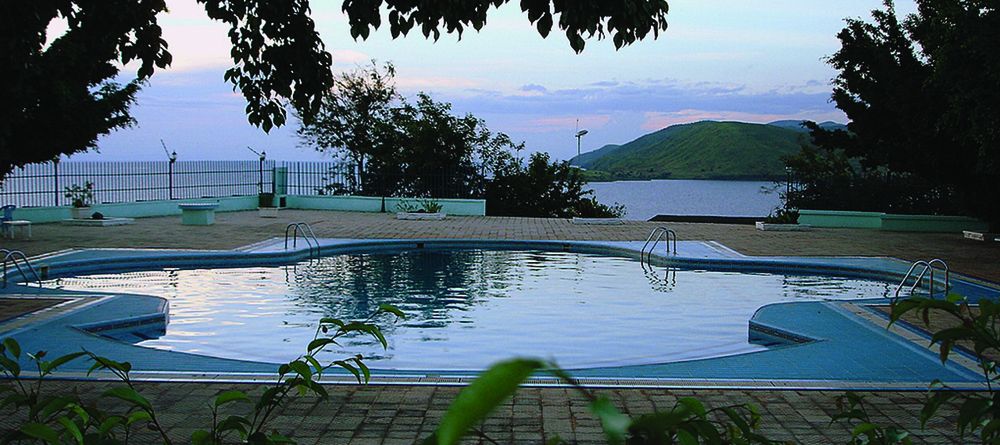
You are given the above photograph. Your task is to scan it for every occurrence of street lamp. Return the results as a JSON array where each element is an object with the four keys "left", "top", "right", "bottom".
[{"left": 575, "top": 129, "right": 589, "bottom": 158}]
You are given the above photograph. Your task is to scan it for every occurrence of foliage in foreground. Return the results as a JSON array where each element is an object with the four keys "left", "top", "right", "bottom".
[
  {"left": 0, "top": 305, "right": 403, "bottom": 445},
  {"left": 420, "top": 358, "right": 776, "bottom": 445}
]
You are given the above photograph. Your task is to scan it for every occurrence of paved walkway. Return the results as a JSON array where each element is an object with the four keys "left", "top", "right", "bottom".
[
  {"left": 0, "top": 380, "right": 967, "bottom": 444},
  {"left": 5, "top": 210, "right": 998, "bottom": 281},
  {"left": 2, "top": 210, "right": 997, "bottom": 443}
]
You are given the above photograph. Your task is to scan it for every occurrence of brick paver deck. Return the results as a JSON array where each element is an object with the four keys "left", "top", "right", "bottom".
[
  {"left": 4, "top": 210, "right": 998, "bottom": 281},
  {"left": 2, "top": 210, "right": 997, "bottom": 443},
  {"left": 0, "top": 297, "right": 66, "bottom": 322},
  {"left": 0, "top": 380, "right": 968, "bottom": 444}
]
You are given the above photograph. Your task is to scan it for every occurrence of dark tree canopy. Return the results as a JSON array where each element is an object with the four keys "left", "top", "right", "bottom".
[
  {"left": 793, "top": 0, "right": 999, "bottom": 224},
  {"left": 1, "top": 0, "right": 670, "bottom": 178}
]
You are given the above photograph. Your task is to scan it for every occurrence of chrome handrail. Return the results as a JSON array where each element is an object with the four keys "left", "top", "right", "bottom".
[
  {"left": 641, "top": 227, "right": 677, "bottom": 263},
  {"left": 893, "top": 259, "right": 949, "bottom": 300},
  {"left": 284, "top": 222, "right": 320, "bottom": 258},
  {"left": 2, "top": 249, "right": 42, "bottom": 288}
]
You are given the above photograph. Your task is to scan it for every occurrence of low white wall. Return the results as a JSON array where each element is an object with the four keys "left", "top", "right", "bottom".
[{"left": 11, "top": 195, "right": 486, "bottom": 223}]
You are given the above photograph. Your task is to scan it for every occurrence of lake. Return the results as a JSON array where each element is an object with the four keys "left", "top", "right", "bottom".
[{"left": 586, "top": 179, "right": 782, "bottom": 220}]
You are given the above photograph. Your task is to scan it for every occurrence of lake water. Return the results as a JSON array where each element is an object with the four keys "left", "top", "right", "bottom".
[{"left": 586, "top": 180, "right": 782, "bottom": 220}]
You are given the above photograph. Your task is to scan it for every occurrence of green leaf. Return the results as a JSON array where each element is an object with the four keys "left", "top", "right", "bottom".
[
  {"left": 41, "top": 352, "right": 87, "bottom": 375},
  {"left": 588, "top": 397, "right": 630, "bottom": 445},
  {"left": 307, "top": 338, "right": 335, "bottom": 352},
  {"left": 305, "top": 355, "right": 323, "bottom": 375},
  {"left": 0, "top": 355, "right": 20, "bottom": 377},
  {"left": 378, "top": 304, "right": 406, "bottom": 319},
  {"left": 288, "top": 360, "right": 313, "bottom": 379},
  {"left": 127, "top": 410, "right": 152, "bottom": 426},
  {"left": 676, "top": 429, "right": 698, "bottom": 445},
  {"left": 104, "top": 387, "right": 152, "bottom": 410},
  {"left": 58, "top": 416, "right": 84, "bottom": 445},
  {"left": 433, "top": 358, "right": 545, "bottom": 445},
  {"left": 3, "top": 338, "right": 21, "bottom": 358},
  {"left": 852, "top": 423, "right": 877, "bottom": 436},
  {"left": 676, "top": 397, "right": 707, "bottom": 418},
  {"left": 21, "top": 423, "right": 60, "bottom": 444},
  {"left": 191, "top": 430, "right": 212, "bottom": 445},
  {"left": 99, "top": 416, "right": 124, "bottom": 435},
  {"left": 215, "top": 390, "right": 250, "bottom": 407}
]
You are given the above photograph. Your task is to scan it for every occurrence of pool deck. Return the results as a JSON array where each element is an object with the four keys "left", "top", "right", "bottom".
[{"left": 3, "top": 210, "right": 999, "bottom": 443}]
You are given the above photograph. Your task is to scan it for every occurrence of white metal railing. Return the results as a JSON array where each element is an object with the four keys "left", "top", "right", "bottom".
[
  {"left": 894, "top": 258, "right": 950, "bottom": 300},
  {"left": 641, "top": 227, "right": 677, "bottom": 263},
  {"left": 284, "top": 222, "right": 320, "bottom": 258},
  {"left": 1, "top": 249, "right": 42, "bottom": 288}
]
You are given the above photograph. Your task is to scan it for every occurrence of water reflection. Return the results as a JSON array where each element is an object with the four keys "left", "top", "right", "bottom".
[{"left": 46, "top": 250, "right": 895, "bottom": 369}]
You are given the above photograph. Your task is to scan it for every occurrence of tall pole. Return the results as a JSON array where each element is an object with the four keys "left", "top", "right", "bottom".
[
  {"left": 575, "top": 129, "right": 589, "bottom": 160},
  {"left": 52, "top": 157, "right": 60, "bottom": 206},
  {"left": 168, "top": 151, "right": 177, "bottom": 200}
]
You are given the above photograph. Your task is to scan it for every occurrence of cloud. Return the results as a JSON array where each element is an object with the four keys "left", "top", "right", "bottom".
[
  {"left": 511, "top": 115, "right": 611, "bottom": 133},
  {"left": 395, "top": 76, "right": 482, "bottom": 90},
  {"left": 519, "top": 84, "right": 548, "bottom": 93},
  {"left": 331, "top": 49, "right": 372, "bottom": 66}
]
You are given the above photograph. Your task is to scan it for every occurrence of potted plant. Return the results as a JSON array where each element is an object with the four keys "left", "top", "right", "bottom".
[
  {"left": 756, "top": 208, "right": 810, "bottom": 231},
  {"left": 258, "top": 192, "right": 278, "bottom": 217},
  {"left": 64, "top": 181, "right": 95, "bottom": 219},
  {"left": 395, "top": 199, "right": 447, "bottom": 220}
]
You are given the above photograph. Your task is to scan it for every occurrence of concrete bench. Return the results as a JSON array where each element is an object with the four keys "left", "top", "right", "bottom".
[
  {"left": 178, "top": 203, "right": 219, "bottom": 226},
  {"left": 2, "top": 220, "right": 32, "bottom": 239}
]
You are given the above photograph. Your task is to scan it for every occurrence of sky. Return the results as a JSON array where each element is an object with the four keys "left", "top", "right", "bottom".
[{"left": 65, "top": 0, "right": 918, "bottom": 163}]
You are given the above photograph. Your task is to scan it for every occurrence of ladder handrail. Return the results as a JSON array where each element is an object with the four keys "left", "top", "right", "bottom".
[
  {"left": 2, "top": 249, "right": 42, "bottom": 288},
  {"left": 641, "top": 227, "right": 677, "bottom": 262},
  {"left": 894, "top": 259, "right": 949, "bottom": 300},
  {"left": 284, "top": 222, "right": 320, "bottom": 258}
]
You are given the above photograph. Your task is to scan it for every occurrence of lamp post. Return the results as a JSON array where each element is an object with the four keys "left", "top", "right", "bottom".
[{"left": 575, "top": 129, "right": 589, "bottom": 159}]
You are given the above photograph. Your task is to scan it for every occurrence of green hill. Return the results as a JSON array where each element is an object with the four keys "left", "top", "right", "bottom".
[{"left": 570, "top": 121, "right": 812, "bottom": 180}]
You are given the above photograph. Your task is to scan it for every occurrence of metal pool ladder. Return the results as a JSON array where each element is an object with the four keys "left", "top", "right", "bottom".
[
  {"left": 893, "top": 258, "right": 949, "bottom": 300},
  {"left": 641, "top": 227, "right": 677, "bottom": 263},
  {"left": 1, "top": 249, "right": 42, "bottom": 288},
  {"left": 284, "top": 222, "right": 320, "bottom": 259}
]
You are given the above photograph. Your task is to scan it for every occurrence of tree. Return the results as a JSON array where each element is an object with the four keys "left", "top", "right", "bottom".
[
  {"left": 1, "top": 0, "right": 670, "bottom": 178},
  {"left": 487, "top": 152, "right": 625, "bottom": 218},
  {"left": 813, "top": 0, "right": 999, "bottom": 224},
  {"left": 296, "top": 61, "right": 400, "bottom": 188}
]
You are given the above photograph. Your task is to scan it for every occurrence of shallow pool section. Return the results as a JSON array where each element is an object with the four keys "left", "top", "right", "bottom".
[{"left": 49, "top": 249, "right": 893, "bottom": 370}]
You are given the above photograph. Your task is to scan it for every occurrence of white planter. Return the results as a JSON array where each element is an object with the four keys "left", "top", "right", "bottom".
[
  {"left": 396, "top": 212, "right": 446, "bottom": 221},
  {"left": 755, "top": 221, "right": 812, "bottom": 232},
  {"left": 258, "top": 207, "right": 279, "bottom": 218},
  {"left": 571, "top": 217, "right": 624, "bottom": 225},
  {"left": 70, "top": 206, "right": 93, "bottom": 220}
]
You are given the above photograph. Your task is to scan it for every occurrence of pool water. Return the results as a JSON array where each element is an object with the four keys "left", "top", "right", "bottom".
[{"left": 49, "top": 249, "right": 893, "bottom": 370}]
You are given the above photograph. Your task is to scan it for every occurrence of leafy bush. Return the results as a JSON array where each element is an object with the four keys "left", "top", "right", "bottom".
[
  {"left": 487, "top": 152, "right": 625, "bottom": 218},
  {"left": 64, "top": 182, "right": 95, "bottom": 208},
  {"left": 298, "top": 63, "right": 625, "bottom": 218},
  {"left": 763, "top": 208, "right": 798, "bottom": 224},
  {"left": 0, "top": 305, "right": 403, "bottom": 444}
]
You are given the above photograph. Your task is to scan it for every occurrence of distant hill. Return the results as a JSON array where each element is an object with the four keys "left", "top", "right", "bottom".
[
  {"left": 571, "top": 121, "right": 818, "bottom": 181},
  {"left": 767, "top": 120, "right": 848, "bottom": 132}
]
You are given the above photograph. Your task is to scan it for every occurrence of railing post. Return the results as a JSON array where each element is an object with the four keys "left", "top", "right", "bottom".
[
  {"left": 52, "top": 158, "right": 60, "bottom": 206},
  {"left": 258, "top": 151, "right": 266, "bottom": 195},
  {"left": 168, "top": 151, "right": 177, "bottom": 200}
]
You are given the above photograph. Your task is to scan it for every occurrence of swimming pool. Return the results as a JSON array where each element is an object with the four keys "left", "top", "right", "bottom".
[{"left": 47, "top": 248, "right": 895, "bottom": 370}]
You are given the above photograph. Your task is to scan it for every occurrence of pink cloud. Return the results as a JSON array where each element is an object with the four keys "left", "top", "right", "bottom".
[
  {"left": 395, "top": 76, "right": 482, "bottom": 90},
  {"left": 507, "top": 115, "right": 611, "bottom": 134}
]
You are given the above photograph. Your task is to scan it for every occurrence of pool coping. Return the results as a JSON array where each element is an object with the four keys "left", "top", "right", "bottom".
[{"left": 3, "top": 238, "right": 999, "bottom": 391}]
